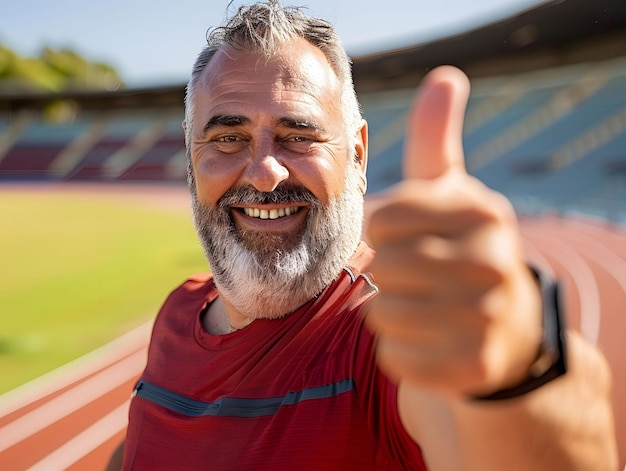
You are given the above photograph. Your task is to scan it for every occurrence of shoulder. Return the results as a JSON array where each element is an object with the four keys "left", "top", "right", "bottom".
[
  {"left": 181, "top": 272, "right": 213, "bottom": 287},
  {"left": 153, "top": 273, "right": 215, "bottom": 323},
  {"left": 167, "top": 272, "right": 214, "bottom": 299}
]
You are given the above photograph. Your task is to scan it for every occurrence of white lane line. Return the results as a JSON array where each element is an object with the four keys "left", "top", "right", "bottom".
[
  {"left": 527, "top": 230, "right": 602, "bottom": 345},
  {"left": 0, "top": 320, "right": 152, "bottom": 418},
  {"left": 0, "top": 348, "right": 145, "bottom": 453},
  {"left": 556, "top": 231, "right": 626, "bottom": 295},
  {"left": 534, "top": 216, "right": 626, "bottom": 297},
  {"left": 26, "top": 400, "right": 129, "bottom": 471}
]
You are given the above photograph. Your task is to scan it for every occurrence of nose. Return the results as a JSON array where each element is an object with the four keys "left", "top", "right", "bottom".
[{"left": 242, "top": 147, "right": 289, "bottom": 192}]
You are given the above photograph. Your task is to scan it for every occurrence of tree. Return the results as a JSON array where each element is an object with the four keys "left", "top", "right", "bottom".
[{"left": 0, "top": 43, "right": 123, "bottom": 93}]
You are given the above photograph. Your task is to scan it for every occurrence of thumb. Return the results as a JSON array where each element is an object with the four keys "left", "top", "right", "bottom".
[{"left": 403, "top": 65, "right": 470, "bottom": 180}]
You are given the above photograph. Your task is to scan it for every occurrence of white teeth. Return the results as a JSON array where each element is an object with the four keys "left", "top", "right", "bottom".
[{"left": 242, "top": 206, "right": 299, "bottom": 220}]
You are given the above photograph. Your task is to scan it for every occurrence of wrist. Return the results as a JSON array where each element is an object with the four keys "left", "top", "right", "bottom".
[{"left": 472, "top": 267, "right": 567, "bottom": 401}]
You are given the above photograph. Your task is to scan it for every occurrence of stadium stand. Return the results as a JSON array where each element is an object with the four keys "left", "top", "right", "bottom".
[
  {"left": 362, "top": 57, "right": 626, "bottom": 221},
  {"left": 0, "top": 0, "right": 624, "bottom": 221}
]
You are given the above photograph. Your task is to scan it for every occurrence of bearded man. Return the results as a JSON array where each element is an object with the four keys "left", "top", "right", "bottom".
[{"left": 110, "top": 1, "right": 617, "bottom": 470}]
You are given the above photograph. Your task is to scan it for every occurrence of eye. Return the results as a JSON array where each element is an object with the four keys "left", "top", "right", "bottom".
[
  {"left": 209, "top": 133, "right": 248, "bottom": 154},
  {"left": 281, "top": 134, "right": 316, "bottom": 153},
  {"left": 216, "top": 135, "right": 240, "bottom": 142}
]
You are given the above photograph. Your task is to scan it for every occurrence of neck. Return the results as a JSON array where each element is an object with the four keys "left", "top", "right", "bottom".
[{"left": 203, "top": 296, "right": 253, "bottom": 335}]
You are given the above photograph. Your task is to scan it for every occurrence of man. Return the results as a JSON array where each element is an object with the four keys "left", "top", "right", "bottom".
[{"left": 112, "top": 1, "right": 618, "bottom": 469}]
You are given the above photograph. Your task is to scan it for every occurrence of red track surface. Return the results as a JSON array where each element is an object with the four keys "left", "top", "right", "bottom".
[
  {"left": 0, "top": 185, "right": 624, "bottom": 469},
  {"left": 520, "top": 214, "right": 626, "bottom": 467}
]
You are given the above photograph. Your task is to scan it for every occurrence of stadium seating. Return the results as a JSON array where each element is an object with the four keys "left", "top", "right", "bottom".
[
  {"left": 362, "top": 57, "right": 626, "bottom": 222},
  {"left": 0, "top": 57, "right": 625, "bottom": 222}
]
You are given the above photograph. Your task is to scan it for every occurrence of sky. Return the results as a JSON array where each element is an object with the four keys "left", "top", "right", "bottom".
[{"left": 1, "top": 0, "right": 546, "bottom": 88}]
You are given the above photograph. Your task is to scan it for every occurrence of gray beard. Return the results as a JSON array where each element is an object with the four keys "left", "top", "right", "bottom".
[{"left": 190, "top": 164, "right": 364, "bottom": 319}]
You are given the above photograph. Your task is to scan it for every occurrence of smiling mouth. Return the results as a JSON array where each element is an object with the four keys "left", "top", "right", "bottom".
[{"left": 241, "top": 206, "right": 302, "bottom": 220}]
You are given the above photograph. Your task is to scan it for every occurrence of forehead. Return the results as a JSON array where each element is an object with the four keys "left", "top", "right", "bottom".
[{"left": 194, "top": 38, "right": 342, "bottom": 118}]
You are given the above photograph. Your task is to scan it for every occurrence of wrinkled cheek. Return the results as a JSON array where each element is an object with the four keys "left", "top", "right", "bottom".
[
  {"left": 193, "top": 157, "right": 245, "bottom": 208},
  {"left": 301, "top": 152, "right": 348, "bottom": 205}
]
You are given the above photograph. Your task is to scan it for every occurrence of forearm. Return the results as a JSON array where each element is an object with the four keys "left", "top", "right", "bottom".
[{"left": 401, "top": 331, "right": 618, "bottom": 470}]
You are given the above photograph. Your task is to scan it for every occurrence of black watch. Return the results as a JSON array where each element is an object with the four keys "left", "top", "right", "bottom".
[{"left": 472, "top": 267, "right": 568, "bottom": 401}]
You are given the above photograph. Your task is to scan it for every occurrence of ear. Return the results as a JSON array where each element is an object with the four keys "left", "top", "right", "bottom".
[{"left": 354, "top": 119, "right": 368, "bottom": 194}]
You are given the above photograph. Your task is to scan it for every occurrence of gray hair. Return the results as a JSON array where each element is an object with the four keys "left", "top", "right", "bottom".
[{"left": 183, "top": 0, "right": 362, "bottom": 151}]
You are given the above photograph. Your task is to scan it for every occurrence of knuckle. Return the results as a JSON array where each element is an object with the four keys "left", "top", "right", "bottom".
[{"left": 461, "top": 179, "right": 517, "bottom": 225}]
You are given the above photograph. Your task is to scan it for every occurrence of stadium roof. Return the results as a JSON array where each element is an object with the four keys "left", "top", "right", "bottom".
[{"left": 353, "top": 0, "right": 626, "bottom": 91}]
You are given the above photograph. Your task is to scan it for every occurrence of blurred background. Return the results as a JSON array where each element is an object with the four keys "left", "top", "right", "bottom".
[
  {"left": 1, "top": 0, "right": 625, "bottom": 217},
  {"left": 0, "top": 0, "right": 625, "bottom": 469},
  {"left": 1, "top": 0, "right": 548, "bottom": 88}
]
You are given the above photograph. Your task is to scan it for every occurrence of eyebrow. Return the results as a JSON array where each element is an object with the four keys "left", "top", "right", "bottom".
[
  {"left": 202, "top": 115, "right": 326, "bottom": 135},
  {"left": 203, "top": 115, "right": 250, "bottom": 134},
  {"left": 277, "top": 117, "right": 325, "bottom": 134}
]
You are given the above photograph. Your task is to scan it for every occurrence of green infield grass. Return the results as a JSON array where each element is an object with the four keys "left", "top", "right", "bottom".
[{"left": 0, "top": 188, "right": 208, "bottom": 394}]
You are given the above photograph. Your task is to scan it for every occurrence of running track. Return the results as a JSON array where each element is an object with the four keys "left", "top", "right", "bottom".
[{"left": 0, "top": 185, "right": 624, "bottom": 469}]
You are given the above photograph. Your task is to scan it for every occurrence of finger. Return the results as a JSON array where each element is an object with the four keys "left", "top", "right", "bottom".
[
  {"left": 374, "top": 334, "right": 486, "bottom": 394},
  {"left": 370, "top": 237, "right": 508, "bottom": 295},
  {"left": 368, "top": 239, "right": 446, "bottom": 295},
  {"left": 367, "top": 176, "right": 497, "bottom": 245},
  {"left": 403, "top": 65, "right": 470, "bottom": 180},
  {"left": 365, "top": 293, "right": 486, "bottom": 341}
]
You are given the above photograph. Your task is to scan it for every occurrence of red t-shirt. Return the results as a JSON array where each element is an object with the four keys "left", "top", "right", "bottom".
[{"left": 122, "top": 243, "right": 427, "bottom": 470}]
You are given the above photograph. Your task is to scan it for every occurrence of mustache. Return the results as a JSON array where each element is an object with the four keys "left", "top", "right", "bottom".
[{"left": 217, "top": 183, "right": 320, "bottom": 209}]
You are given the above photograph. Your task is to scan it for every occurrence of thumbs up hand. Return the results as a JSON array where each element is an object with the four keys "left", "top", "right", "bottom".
[{"left": 364, "top": 66, "right": 543, "bottom": 397}]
